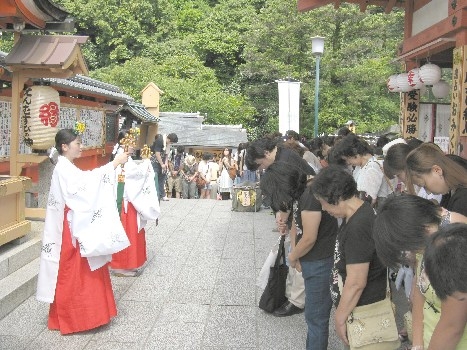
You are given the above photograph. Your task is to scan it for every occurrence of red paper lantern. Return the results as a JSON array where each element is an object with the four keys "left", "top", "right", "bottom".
[{"left": 22, "top": 84, "right": 60, "bottom": 150}]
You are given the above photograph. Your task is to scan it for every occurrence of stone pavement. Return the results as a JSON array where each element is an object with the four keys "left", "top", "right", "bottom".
[{"left": 0, "top": 199, "right": 408, "bottom": 350}]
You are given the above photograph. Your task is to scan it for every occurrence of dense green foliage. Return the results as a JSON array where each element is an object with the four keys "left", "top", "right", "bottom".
[{"left": 2, "top": 0, "right": 406, "bottom": 137}]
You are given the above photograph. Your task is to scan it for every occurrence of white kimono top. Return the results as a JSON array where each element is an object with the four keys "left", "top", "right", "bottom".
[
  {"left": 115, "top": 156, "right": 161, "bottom": 231},
  {"left": 37, "top": 156, "right": 130, "bottom": 303}
]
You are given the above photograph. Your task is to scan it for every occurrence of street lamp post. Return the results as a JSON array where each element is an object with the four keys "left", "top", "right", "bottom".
[{"left": 311, "top": 36, "right": 324, "bottom": 138}]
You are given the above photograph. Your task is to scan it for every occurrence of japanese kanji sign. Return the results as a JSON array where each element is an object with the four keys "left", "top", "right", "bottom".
[
  {"left": 450, "top": 46, "right": 463, "bottom": 154},
  {"left": 402, "top": 89, "right": 420, "bottom": 139}
]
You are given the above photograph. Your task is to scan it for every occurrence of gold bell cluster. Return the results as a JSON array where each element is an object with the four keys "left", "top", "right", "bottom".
[
  {"left": 118, "top": 128, "right": 140, "bottom": 183},
  {"left": 140, "top": 144, "right": 152, "bottom": 160}
]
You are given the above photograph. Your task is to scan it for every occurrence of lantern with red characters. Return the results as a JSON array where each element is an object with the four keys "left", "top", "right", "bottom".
[{"left": 22, "top": 82, "right": 60, "bottom": 150}]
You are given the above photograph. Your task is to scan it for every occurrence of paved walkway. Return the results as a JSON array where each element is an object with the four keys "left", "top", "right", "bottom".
[{"left": 0, "top": 199, "right": 407, "bottom": 350}]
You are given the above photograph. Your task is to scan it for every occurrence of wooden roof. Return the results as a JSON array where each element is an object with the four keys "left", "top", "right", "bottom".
[
  {"left": 5, "top": 35, "right": 88, "bottom": 76},
  {"left": 0, "top": 0, "right": 69, "bottom": 30},
  {"left": 298, "top": 0, "right": 406, "bottom": 13}
]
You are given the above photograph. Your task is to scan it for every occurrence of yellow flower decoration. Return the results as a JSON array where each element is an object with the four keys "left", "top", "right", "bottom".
[{"left": 73, "top": 121, "right": 86, "bottom": 135}]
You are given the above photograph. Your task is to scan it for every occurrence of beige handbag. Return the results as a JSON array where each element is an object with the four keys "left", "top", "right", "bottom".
[{"left": 346, "top": 270, "right": 400, "bottom": 350}]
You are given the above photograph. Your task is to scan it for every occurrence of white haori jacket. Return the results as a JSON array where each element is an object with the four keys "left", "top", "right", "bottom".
[
  {"left": 116, "top": 158, "right": 161, "bottom": 231},
  {"left": 37, "top": 156, "right": 130, "bottom": 303}
]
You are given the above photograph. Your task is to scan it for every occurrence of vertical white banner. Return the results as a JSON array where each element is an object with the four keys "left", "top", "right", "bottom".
[
  {"left": 277, "top": 80, "right": 301, "bottom": 136},
  {"left": 418, "top": 103, "right": 433, "bottom": 142}
]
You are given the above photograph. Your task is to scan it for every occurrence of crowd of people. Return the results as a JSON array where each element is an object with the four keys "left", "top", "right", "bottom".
[
  {"left": 36, "top": 124, "right": 467, "bottom": 350},
  {"left": 247, "top": 129, "right": 467, "bottom": 350}
]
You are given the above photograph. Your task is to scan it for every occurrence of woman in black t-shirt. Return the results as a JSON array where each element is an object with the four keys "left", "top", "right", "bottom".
[
  {"left": 311, "top": 165, "right": 387, "bottom": 347},
  {"left": 260, "top": 162, "right": 337, "bottom": 350}
]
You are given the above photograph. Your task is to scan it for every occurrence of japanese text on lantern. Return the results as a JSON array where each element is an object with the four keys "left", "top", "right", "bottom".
[
  {"left": 403, "top": 90, "right": 419, "bottom": 138},
  {"left": 450, "top": 46, "right": 463, "bottom": 153}
]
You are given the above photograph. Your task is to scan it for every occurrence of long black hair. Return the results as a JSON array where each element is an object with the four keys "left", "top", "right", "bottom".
[
  {"left": 259, "top": 161, "right": 307, "bottom": 212},
  {"left": 373, "top": 194, "right": 441, "bottom": 268}
]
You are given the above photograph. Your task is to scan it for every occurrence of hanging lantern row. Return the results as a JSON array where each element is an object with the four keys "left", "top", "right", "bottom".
[{"left": 387, "top": 63, "right": 445, "bottom": 94}]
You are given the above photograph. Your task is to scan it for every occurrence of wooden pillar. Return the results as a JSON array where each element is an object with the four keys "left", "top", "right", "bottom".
[
  {"left": 10, "top": 71, "right": 27, "bottom": 175},
  {"left": 449, "top": 46, "right": 463, "bottom": 154}
]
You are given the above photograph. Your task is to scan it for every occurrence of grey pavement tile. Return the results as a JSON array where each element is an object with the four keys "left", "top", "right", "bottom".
[
  {"left": 110, "top": 275, "right": 136, "bottom": 301},
  {"left": 222, "top": 246, "right": 255, "bottom": 260},
  {"left": 185, "top": 253, "right": 222, "bottom": 267},
  {"left": 211, "top": 278, "right": 256, "bottom": 306},
  {"left": 192, "top": 240, "right": 226, "bottom": 253},
  {"left": 171, "top": 269, "right": 217, "bottom": 292},
  {"left": 0, "top": 335, "right": 31, "bottom": 350},
  {"left": 144, "top": 322, "right": 205, "bottom": 349},
  {"left": 218, "top": 258, "right": 256, "bottom": 279},
  {"left": 91, "top": 300, "right": 159, "bottom": 343},
  {"left": 0, "top": 295, "right": 48, "bottom": 337},
  {"left": 256, "top": 309, "right": 307, "bottom": 349},
  {"left": 23, "top": 329, "right": 94, "bottom": 350},
  {"left": 83, "top": 340, "right": 138, "bottom": 350},
  {"left": 157, "top": 303, "right": 210, "bottom": 323},
  {"left": 202, "top": 305, "right": 256, "bottom": 348},
  {"left": 121, "top": 274, "right": 174, "bottom": 303},
  {"left": 144, "top": 255, "right": 186, "bottom": 277},
  {"left": 203, "top": 348, "right": 255, "bottom": 350},
  {"left": 165, "top": 288, "right": 213, "bottom": 304}
]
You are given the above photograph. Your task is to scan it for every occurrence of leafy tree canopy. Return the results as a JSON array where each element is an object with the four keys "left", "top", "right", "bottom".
[{"left": 1, "top": 0, "right": 408, "bottom": 138}]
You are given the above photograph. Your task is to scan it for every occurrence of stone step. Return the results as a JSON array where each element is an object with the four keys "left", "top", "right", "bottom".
[
  {"left": 0, "top": 235, "right": 42, "bottom": 280},
  {"left": 0, "top": 257, "right": 39, "bottom": 320}
]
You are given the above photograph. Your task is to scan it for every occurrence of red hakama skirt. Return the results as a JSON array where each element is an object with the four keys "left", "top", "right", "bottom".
[
  {"left": 110, "top": 201, "right": 147, "bottom": 270},
  {"left": 48, "top": 207, "right": 117, "bottom": 334}
]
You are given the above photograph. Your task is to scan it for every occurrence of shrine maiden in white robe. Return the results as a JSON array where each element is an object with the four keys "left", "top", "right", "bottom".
[
  {"left": 37, "top": 156, "right": 130, "bottom": 303},
  {"left": 116, "top": 157, "right": 161, "bottom": 227}
]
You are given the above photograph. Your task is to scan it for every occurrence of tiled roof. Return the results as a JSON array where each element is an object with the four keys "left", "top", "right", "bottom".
[
  {"left": 157, "top": 112, "right": 248, "bottom": 148},
  {"left": 116, "top": 101, "right": 159, "bottom": 123},
  {"left": 43, "top": 75, "right": 133, "bottom": 102}
]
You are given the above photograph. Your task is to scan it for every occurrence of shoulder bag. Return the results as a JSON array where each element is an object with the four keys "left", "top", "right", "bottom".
[
  {"left": 346, "top": 269, "right": 400, "bottom": 350},
  {"left": 258, "top": 235, "right": 289, "bottom": 313},
  {"left": 196, "top": 175, "right": 207, "bottom": 188}
]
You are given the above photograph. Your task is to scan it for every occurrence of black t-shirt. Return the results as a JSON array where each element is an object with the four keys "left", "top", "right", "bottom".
[
  {"left": 444, "top": 187, "right": 467, "bottom": 216},
  {"left": 275, "top": 146, "right": 315, "bottom": 175},
  {"left": 151, "top": 134, "right": 167, "bottom": 162},
  {"left": 294, "top": 187, "right": 338, "bottom": 262},
  {"left": 330, "top": 201, "right": 386, "bottom": 307}
]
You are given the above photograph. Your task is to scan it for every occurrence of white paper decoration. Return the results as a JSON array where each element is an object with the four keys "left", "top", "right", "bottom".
[
  {"left": 419, "top": 63, "right": 441, "bottom": 86},
  {"left": 387, "top": 74, "right": 400, "bottom": 92},
  {"left": 432, "top": 80, "right": 450, "bottom": 99},
  {"left": 407, "top": 68, "right": 424, "bottom": 89},
  {"left": 396, "top": 73, "right": 413, "bottom": 92}
]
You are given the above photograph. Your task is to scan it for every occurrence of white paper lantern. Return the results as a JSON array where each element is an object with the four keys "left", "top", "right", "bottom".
[
  {"left": 419, "top": 63, "right": 441, "bottom": 86},
  {"left": 397, "top": 73, "right": 413, "bottom": 92},
  {"left": 22, "top": 84, "right": 60, "bottom": 150},
  {"left": 387, "top": 74, "right": 400, "bottom": 92},
  {"left": 432, "top": 80, "right": 450, "bottom": 99},
  {"left": 407, "top": 68, "right": 424, "bottom": 89}
]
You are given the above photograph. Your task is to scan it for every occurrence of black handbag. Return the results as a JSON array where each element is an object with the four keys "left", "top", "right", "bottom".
[{"left": 258, "top": 235, "right": 289, "bottom": 313}]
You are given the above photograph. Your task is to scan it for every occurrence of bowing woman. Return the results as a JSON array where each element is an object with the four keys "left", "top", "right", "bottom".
[
  {"left": 36, "top": 126, "right": 131, "bottom": 335},
  {"left": 260, "top": 162, "right": 338, "bottom": 350},
  {"left": 110, "top": 130, "right": 161, "bottom": 277}
]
